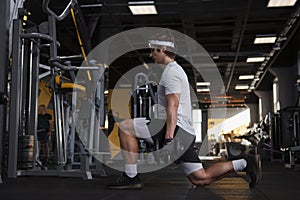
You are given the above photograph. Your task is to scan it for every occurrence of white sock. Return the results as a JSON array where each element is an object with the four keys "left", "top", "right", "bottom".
[
  {"left": 125, "top": 164, "right": 137, "bottom": 178},
  {"left": 232, "top": 159, "right": 247, "bottom": 172}
]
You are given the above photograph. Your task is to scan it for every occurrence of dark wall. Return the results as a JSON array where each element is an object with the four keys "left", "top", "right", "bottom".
[
  {"left": 246, "top": 103, "right": 259, "bottom": 126},
  {"left": 255, "top": 90, "right": 273, "bottom": 118},
  {"left": 272, "top": 64, "right": 298, "bottom": 109}
]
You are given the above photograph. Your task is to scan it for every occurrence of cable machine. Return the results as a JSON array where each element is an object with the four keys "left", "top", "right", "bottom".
[{"left": 7, "top": 0, "right": 107, "bottom": 179}]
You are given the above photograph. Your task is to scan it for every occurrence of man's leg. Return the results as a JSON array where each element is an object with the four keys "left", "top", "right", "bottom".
[
  {"left": 44, "top": 142, "right": 49, "bottom": 160},
  {"left": 118, "top": 119, "right": 139, "bottom": 177},
  {"left": 176, "top": 127, "right": 260, "bottom": 188},
  {"left": 186, "top": 161, "right": 236, "bottom": 186},
  {"left": 179, "top": 142, "right": 244, "bottom": 186},
  {"left": 38, "top": 140, "right": 42, "bottom": 159},
  {"left": 185, "top": 157, "right": 260, "bottom": 188},
  {"left": 118, "top": 119, "right": 138, "bottom": 162},
  {"left": 106, "top": 119, "right": 143, "bottom": 189}
]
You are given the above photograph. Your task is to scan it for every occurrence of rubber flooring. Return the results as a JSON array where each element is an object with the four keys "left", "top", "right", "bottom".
[{"left": 1, "top": 160, "right": 300, "bottom": 200}]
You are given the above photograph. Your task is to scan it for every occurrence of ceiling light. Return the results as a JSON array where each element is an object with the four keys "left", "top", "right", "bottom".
[
  {"left": 267, "top": 0, "right": 298, "bottom": 7},
  {"left": 256, "top": 70, "right": 263, "bottom": 75},
  {"left": 197, "top": 88, "right": 210, "bottom": 93},
  {"left": 235, "top": 85, "right": 249, "bottom": 90},
  {"left": 277, "top": 37, "right": 287, "bottom": 41},
  {"left": 229, "top": 99, "right": 245, "bottom": 103},
  {"left": 196, "top": 82, "right": 211, "bottom": 86},
  {"left": 80, "top": 4, "right": 103, "bottom": 8},
  {"left": 215, "top": 95, "right": 232, "bottom": 99},
  {"left": 128, "top": 1, "right": 158, "bottom": 15},
  {"left": 211, "top": 55, "right": 219, "bottom": 59},
  {"left": 254, "top": 36, "right": 277, "bottom": 44},
  {"left": 239, "top": 75, "right": 255, "bottom": 80},
  {"left": 246, "top": 57, "right": 265, "bottom": 62}
]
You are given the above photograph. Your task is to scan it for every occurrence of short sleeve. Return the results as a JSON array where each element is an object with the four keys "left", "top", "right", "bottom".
[{"left": 164, "top": 69, "right": 182, "bottom": 95}]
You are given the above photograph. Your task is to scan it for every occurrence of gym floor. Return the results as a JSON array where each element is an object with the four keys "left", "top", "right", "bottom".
[{"left": 0, "top": 160, "right": 299, "bottom": 200}]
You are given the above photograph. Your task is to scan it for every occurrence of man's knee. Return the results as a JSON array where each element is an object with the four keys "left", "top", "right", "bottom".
[
  {"left": 189, "top": 177, "right": 212, "bottom": 186},
  {"left": 189, "top": 176, "right": 212, "bottom": 186},
  {"left": 187, "top": 169, "right": 212, "bottom": 186}
]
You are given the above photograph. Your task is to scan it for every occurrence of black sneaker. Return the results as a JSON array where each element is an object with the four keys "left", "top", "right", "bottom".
[
  {"left": 245, "top": 154, "right": 262, "bottom": 188},
  {"left": 106, "top": 173, "right": 143, "bottom": 190}
]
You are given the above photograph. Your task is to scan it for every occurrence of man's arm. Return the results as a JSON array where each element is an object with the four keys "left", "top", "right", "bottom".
[{"left": 165, "top": 93, "right": 180, "bottom": 141}]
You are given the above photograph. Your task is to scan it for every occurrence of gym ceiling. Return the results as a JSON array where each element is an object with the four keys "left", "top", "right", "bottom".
[{"left": 24, "top": 0, "right": 300, "bottom": 108}]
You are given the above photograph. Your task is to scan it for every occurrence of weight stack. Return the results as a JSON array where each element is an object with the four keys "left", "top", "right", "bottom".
[{"left": 17, "top": 135, "right": 34, "bottom": 169}]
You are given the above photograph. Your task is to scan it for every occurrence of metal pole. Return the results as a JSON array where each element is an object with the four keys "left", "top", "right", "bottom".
[
  {"left": 60, "top": 96, "right": 67, "bottom": 164},
  {"left": 20, "top": 38, "right": 29, "bottom": 136},
  {"left": 99, "top": 66, "right": 105, "bottom": 127},
  {"left": 48, "top": 14, "right": 65, "bottom": 165},
  {"left": 70, "top": 93, "right": 78, "bottom": 164},
  {"left": 7, "top": 19, "right": 22, "bottom": 178},
  {"left": 95, "top": 82, "right": 101, "bottom": 152},
  {"left": 28, "top": 40, "right": 40, "bottom": 167},
  {"left": 0, "top": 0, "right": 10, "bottom": 183}
]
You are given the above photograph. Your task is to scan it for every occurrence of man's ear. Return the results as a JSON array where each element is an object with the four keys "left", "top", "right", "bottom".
[{"left": 161, "top": 46, "right": 167, "bottom": 52}]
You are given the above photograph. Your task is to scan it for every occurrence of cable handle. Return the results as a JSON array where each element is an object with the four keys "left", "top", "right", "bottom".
[
  {"left": 48, "top": 58, "right": 77, "bottom": 71},
  {"left": 20, "top": 33, "right": 60, "bottom": 47},
  {"left": 42, "top": 0, "right": 74, "bottom": 21}
]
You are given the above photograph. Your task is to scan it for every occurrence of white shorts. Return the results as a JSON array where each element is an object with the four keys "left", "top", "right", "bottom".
[{"left": 133, "top": 118, "right": 153, "bottom": 144}]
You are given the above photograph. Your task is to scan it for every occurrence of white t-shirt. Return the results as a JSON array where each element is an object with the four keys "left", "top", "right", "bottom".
[{"left": 157, "top": 61, "right": 195, "bottom": 135}]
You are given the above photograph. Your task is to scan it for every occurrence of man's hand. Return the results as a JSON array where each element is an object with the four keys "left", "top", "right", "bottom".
[{"left": 164, "top": 138, "right": 174, "bottom": 145}]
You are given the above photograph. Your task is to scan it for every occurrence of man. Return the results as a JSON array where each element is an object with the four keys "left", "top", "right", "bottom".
[
  {"left": 37, "top": 104, "right": 53, "bottom": 162},
  {"left": 107, "top": 32, "right": 261, "bottom": 189}
]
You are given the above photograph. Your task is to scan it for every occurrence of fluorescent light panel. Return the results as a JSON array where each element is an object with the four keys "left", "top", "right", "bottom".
[
  {"left": 196, "top": 82, "right": 211, "bottom": 86},
  {"left": 80, "top": 4, "right": 103, "bottom": 8},
  {"left": 246, "top": 57, "right": 265, "bottom": 62},
  {"left": 128, "top": 1, "right": 155, "bottom": 5},
  {"left": 235, "top": 85, "right": 249, "bottom": 90},
  {"left": 128, "top": 1, "right": 157, "bottom": 15},
  {"left": 267, "top": 0, "right": 298, "bottom": 7},
  {"left": 239, "top": 75, "right": 255, "bottom": 80},
  {"left": 254, "top": 36, "right": 277, "bottom": 44},
  {"left": 197, "top": 88, "right": 210, "bottom": 92}
]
